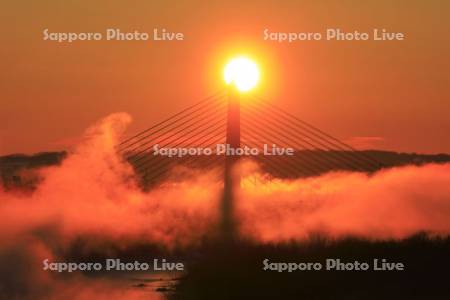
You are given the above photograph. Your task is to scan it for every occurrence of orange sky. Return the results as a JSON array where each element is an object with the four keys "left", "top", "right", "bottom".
[{"left": 1, "top": 0, "right": 449, "bottom": 155}]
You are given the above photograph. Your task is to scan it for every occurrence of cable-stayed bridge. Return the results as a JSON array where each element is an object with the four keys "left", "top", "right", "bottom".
[{"left": 117, "top": 90, "right": 382, "bottom": 187}]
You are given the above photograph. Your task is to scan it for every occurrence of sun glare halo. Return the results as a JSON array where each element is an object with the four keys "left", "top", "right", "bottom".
[{"left": 224, "top": 57, "right": 260, "bottom": 92}]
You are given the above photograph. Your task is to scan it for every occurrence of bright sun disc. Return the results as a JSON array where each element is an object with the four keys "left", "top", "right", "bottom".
[{"left": 224, "top": 57, "right": 260, "bottom": 92}]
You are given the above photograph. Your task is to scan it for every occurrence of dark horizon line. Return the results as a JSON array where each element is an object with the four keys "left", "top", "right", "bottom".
[{"left": 2, "top": 149, "right": 450, "bottom": 159}]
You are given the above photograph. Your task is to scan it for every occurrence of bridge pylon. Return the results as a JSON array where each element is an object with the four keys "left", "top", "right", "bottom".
[{"left": 221, "top": 88, "right": 240, "bottom": 241}]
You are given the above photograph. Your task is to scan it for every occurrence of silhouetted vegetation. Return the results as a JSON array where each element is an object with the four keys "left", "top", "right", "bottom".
[
  {"left": 169, "top": 234, "right": 450, "bottom": 299},
  {"left": 0, "top": 152, "right": 66, "bottom": 190}
]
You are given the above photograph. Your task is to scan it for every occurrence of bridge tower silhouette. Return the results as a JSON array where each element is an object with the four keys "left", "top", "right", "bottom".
[
  {"left": 116, "top": 91, "right": 383, "bottom": 240},
  {"left": 222, "top": 88, "right": 241, "bottom": 240}
]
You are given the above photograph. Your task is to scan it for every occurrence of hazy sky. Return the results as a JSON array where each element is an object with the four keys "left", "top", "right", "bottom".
[{"left": 1, "top": 0, "right": 449, "bottom": 155}]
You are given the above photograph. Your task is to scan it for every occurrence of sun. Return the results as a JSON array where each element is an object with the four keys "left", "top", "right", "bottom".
[{"left": 224, "top": 56, "right": 260, "bottom": 92}]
